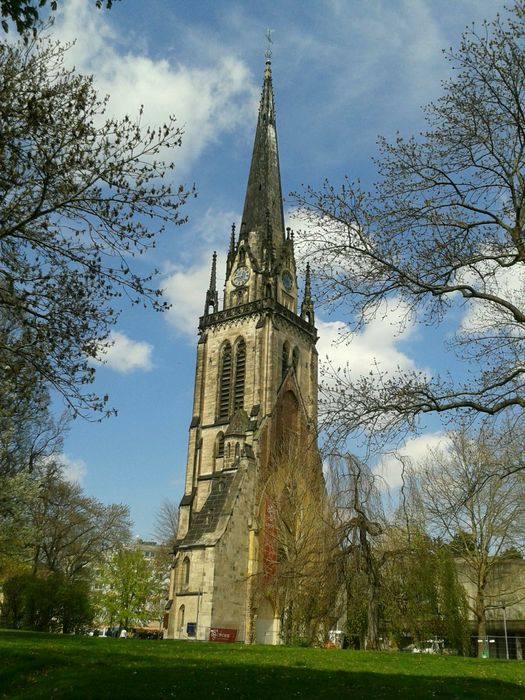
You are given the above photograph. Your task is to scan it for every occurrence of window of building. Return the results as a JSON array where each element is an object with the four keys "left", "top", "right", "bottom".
[
  {"left": 282, "top": 341, "right": 290, "bottom": 380},
  {"left": 182, "top": 557, "right": 190, "bottom": 587},
  {"left": 177, "top": 605, "right": 185, "bottom": 632},
  {"left": 292, "top": 347, "right": 300, "bottom": 373},
  {"left": 218, "top": 342, "right": 232, "bottom": 419},
  {"left": 216, "top": 432, "right": 225, "bottom": 458},
  {"left": 233, "top": 339, "right": 246, "bottom": 410}
]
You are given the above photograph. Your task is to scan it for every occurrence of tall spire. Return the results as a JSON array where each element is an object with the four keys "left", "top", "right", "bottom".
[
  {"left": 240, "top": 58, "right": 285, "bottom": 261},
  {"left": 226, "top": 223, "right": 236, "bottom": 277},
  {"left": 204, "top": 251, "right": 218, "bottom": 315},
  {"left": 301, "top": 263, "right": 315, "bottom": 325}
]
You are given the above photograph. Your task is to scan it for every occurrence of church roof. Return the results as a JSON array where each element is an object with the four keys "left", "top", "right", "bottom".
[{"left": 240, "top": 60, "right": 285, "bottom": 256}]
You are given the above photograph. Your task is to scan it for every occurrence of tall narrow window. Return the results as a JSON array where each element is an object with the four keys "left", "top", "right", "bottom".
[
  {"left": 292, "top": 347, "right": 300, "bottom": 372},
  {"left": 282, "top": 342, "right": 290, "bottom": 380},
  {"left": 182, "top": 557, "right": 190, "bottom": 586},
  {"left": 178, "top": 605, "right": 185, "bottom": 632},
  {"left": 218, "top": 343, "right": 232, "bottom": 418},
  {"left": 233, "top": 339, "right": 246, "bottom": 410},
  {"left": 216, "top": 432, "right": 225, "bottom": 458}
]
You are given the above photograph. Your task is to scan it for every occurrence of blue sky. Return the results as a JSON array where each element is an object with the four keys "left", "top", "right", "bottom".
[{"left": 46, "top": 0, "right": 508, "bottom": 537}]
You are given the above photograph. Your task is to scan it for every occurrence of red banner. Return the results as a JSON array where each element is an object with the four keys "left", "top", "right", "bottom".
[{"left": 209, "top": 627, "right": 237, "bottom": 643}]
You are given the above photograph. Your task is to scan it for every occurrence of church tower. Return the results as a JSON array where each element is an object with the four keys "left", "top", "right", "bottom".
[{"left": 166, "top": 58, "right": 319, "bottom": 644}]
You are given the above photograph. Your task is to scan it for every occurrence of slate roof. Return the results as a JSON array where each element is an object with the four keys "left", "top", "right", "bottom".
[{"left": 181, "top": 471, "right": 237, "bottom": 546}]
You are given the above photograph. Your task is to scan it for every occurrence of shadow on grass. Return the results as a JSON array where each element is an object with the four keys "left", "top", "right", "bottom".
[{"left": 0, "top": 632, "right": 523, "bottom": 700}]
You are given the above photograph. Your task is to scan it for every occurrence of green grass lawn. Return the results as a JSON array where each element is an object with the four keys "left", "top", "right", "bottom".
[{"left": 0, "top": 630, "right": 523, "bottom": 700}]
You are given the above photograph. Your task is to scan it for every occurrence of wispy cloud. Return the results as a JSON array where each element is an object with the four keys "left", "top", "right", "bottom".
[
  {"left": 53, "top": 0, "right": 258, "bottom": 175},
  {"left": 59, "top": 454, "right": 88, "bottom": 485},
  {"left": 316, "top": 298, "right": 422, "bottom": 385},
  {"left": 96, "top": 331, "right": 154, "bottom": 373},
  {"left": 376, "top": 432, "right": 450, "bottom": 489},
  {"left": 163, "top": 252, "right": 218, "bottom": 339}
]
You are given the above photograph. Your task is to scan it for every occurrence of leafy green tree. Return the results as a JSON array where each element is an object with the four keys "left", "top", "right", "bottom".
[
  {"left": 414, "top": 426, "right": 525, "bottom": 649},
  {"left": 438, "top": 547, "right": 470, "bottom": 655},
  {"left": 95, "top": 548, "right": 161, "bottom": 629},
  {"left": 0, "top": 36, "right": 191, "bottom": 417},
  {"left": 0, "top": 471, "right": 37, "bottom": 578},
  {"left": 294, "top": 2, "right": 525, "bottom": 448},
  {"left": 1, "top": 572, "right": 92, "bottom": 632},
  {"left": 381, "top": 529, "right": 469, "bottom": 653},
  {"left": 381, "top": 529, "right": 440, "bottom": 647}
]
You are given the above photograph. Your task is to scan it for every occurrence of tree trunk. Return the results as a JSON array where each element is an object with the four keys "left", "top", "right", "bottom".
[
  {"left": 366, "top": 579, "right": 380, "bottom": 650},
  {"left": 475, "top": 592, "right": 487, "bottom": 656}
]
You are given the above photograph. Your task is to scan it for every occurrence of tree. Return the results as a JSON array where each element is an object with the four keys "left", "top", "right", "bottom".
[
  {"left": 294, "top": 2, "right": 525, "bottom": 446},
  {"left": 413, "top": 426, "right": 525, "bottom": 649},
  {"left": 0, "top": 470, "right": 38, "bottom": 578},
  {"left": 1, "top": 572, "right": 92, "bottom": 632},
  {"left": 0, "top": 37, "right": 192, "bottom": 417},
  {"left": 153, "top": 500, "right": 179, "bottom": 547},
  {"left": 152, "top": 499, "right": 179, "bottom": 590},
  {"left": 256, "top": 440, "right": 339, "bottom": 646},
  {"left": 0, "top": 368, "right": 68, "bottom": 579},
  {"left": 95, "top": 548, "right": 161, "bottom": 629},
  {"left": 380, "top": 527, "right": 469, "bottom": 654},
  {"left": 28, "top": 463, "right": 131, "bottom": 581},
  {"left": 1, "top": 0, "right": 116, "bottom": 36},
  {"left": 328, "top": 453, "right": 469, "bottom": 652},
  {"left": 327, "top": 453, "right": 386, "bottom": 649}
]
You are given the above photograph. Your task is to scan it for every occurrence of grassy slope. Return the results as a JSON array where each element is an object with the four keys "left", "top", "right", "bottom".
[{"left": 0, "top": 630, "right": 523, "bottom": 699}]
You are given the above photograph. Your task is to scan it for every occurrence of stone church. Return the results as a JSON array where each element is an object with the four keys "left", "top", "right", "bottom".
[{"left": 165, "top": 58, "right": 320, "bottom": 644}]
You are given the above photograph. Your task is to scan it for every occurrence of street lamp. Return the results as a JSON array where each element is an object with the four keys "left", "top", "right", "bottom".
[{"left": 502, "top": 605, "right": 509, "bottom": 660}]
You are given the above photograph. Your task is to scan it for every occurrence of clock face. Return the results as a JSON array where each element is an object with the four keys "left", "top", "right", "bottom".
[
  {"left": 233, "top": 266, "right": 250, "bottom": 287},
  {"left": 282, "top": 271, "right": 293, "bottom": 291}
]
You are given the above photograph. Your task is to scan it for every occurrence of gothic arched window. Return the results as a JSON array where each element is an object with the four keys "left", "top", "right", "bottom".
[
  {"left": 177, "top": 605, "right": 185, "bottom": 632},
  {"left": 182, "top": 557, "right": 190, "bottom": 587},
  {"left": 218, "top": 342, "right": 232, "bottom": 419},
  {"left": 282, "top": 341, "right": 290, "bottom": 380},
  {"left": 292, "top": 347, "right": 300, "bottom": 373},
  {"left": 216, "top": 432, "right": 225, "bottom": 458},
  {"left": 233, "top": 339, "right": 246, "bottom": 410}
]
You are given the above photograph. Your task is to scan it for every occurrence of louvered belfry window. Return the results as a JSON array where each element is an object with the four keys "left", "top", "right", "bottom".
[
  {"left": 233, "top": 339, "right": 246, "bottom": 410},
  {"left": 216, "top": 432, "right": 225, "bottom": 457},
  {"left": 218, "top": 343, "right": 232, "bottom": 418}
]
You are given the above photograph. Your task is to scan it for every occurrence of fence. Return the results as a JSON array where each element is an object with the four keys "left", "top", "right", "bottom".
[{"left": 471, "top": 634, "right": 525, "bottom": 660}]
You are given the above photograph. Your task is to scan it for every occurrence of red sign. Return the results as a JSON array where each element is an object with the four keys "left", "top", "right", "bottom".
[{"left": 209, "top": 627, "right": 237, "bottom": 643}]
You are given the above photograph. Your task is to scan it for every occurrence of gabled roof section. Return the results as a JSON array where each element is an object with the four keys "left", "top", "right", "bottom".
[{"left": 240, "top": 60, "right": 285, "bottom": 259}]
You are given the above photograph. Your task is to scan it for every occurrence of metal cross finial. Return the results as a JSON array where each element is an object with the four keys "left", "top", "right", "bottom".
[{"left": 265, "top": 28, "right": 274, "bottom": 60}]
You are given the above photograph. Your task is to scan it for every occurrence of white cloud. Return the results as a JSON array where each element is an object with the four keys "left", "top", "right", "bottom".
[
  {"left": 163, "top": 252, "right": 219, "bottom": 338},
  {"left": 460, "top": 260, "right": 525, "bottom": 335},
  {"left": 316, "top": 299, "right": 420, "bottom": 383},
  {"left": 53, "top": 0, "right": 258, "bottom": 174},
  {"left": 97, "top": 331, "right": 153, "bottom": 373},
  {"left": 59, "top": 454, "right": 88, "bottom": 485},
  {"left": 162, "top": 207, "right": 239, "bottom": 338},
  {"left": 376, "top": 432, "right": 450, "bottom": 489}
]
